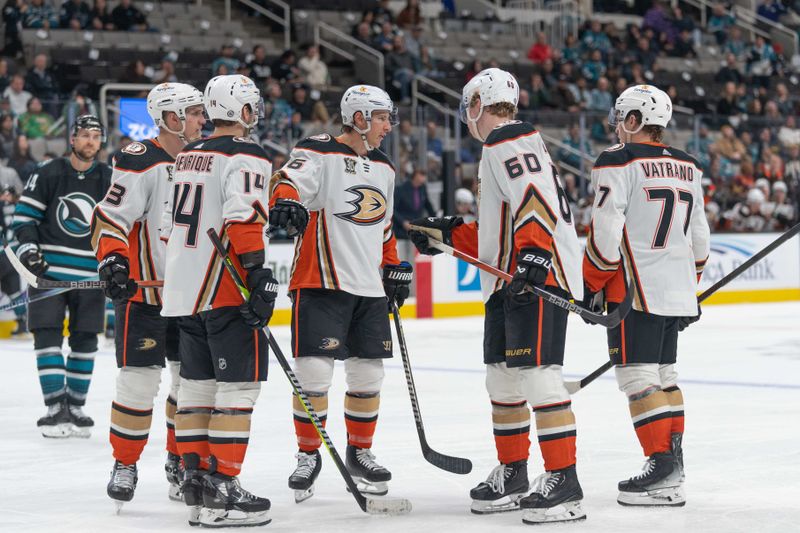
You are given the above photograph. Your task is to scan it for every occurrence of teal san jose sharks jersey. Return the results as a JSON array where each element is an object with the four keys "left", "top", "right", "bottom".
[{"left": 12, "top": 157, "right": 112, "bottom": 280}]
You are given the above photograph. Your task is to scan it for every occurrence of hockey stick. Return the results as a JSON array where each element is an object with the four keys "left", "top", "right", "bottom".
[
  {"left": 0, "top": 287, "right": 72, "bottom": 313},
  {"left": 564, "top": 221, "right": 800, "bottom": 394},
  {"left": 206, "top": 228, "right": 411, "bottom": 516},
  {"left": 417, "top": 234, "right": 633, "bottom": 328},
  {"left": 3, "top": 245, "right": 163, "bottom": 289},
  {"left": 390, "top": 302, "right": 472, "bottom": 474}
]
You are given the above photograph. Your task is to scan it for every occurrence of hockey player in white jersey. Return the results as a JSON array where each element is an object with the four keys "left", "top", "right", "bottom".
[
  {"left": 582, "top": 84, "right": 710, "bottom": 507},
  {"left": 160, "top": 75, "right": 279, "bottom": 527},
  {"left": 269, "top": 85, "right": 412, "bottom": 503},
  {"left": 90, "top": 82, "right": 205, "bottom": 508},
  {"left": 410, "top": 68, "right": 586, "bottom": 524}
]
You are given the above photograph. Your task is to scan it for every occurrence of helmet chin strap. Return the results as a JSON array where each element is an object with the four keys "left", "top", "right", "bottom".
[
  {"left": 467, "top": 105, "right": 486, "bottom": 142},
  {"left": 161, "top": 118, "right": 191, "bottom": 143},
  {"left": 352, "top": 120, "right": 374, "bottom": 153}
]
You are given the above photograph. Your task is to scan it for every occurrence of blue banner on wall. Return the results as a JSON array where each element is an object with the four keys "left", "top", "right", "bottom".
[
  {"left": 119, "top": 97, "right": 158, "bottom": 141},
  {"left": 457, "top": 260, "right": 481, "bottom": 291}
]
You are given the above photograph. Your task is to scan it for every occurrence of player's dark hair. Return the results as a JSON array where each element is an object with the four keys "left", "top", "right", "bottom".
[
  {"left": 212, "top": 119, "right": 238, "bottom": 128},
  {"left": 626, "top": 110, "right": 664, "bottom": 142}
]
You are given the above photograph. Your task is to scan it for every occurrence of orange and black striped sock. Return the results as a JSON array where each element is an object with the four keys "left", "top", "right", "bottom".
[
  {"left": 533, "top": 401, "right": 577, "bottom": 471},
  {"left": 293, "top": 392, "right": 328, "bottom": 452},
  {"left": 491, "top": 400, "right": 530, "bottom": 464},
  {"left": 629, "top": 388, "right": 672, "bottom": 456},
  {"left": 663, "top": 385, "right": 685, "bottom": 435},
  {"left": 165, "top": 395, "right": 178, "bottom": 456},
  {"left": 176, "top": 406, "right": 212, "bottom": 470},
  {"left": 344, "top": 392, "right": 379, "bottom": 448},
  {"left": 109, "top": 401, "right": 152, "bottom": 465},
  {"left": 208, "top": 408, "right": 253, "bottom": 477}
]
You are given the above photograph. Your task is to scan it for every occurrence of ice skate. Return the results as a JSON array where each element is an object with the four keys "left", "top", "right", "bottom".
[
  {"left": 182, "top": 454, "right": 205, "bottom": 527},
  {"left": 199, "top": 472, "right": 271, "bottom": 528},
  {"left": 520, "top": 465, "right": 586, "bottom": 524},
  {"left": 165, "top": 452, "right": 184, "bottom": 502},
  {"left": 618, "top": 452, "right": 685, "bottom": 507},
  {"left": 107, "top": 461, "right": 138, "bottom": 514},
  {"left": 37, "top": 401, "right": 72, "bottom": 438},
  {"left": 470, "top": 460, "right": 529, "bottom": 514},
  {"left": 345, "top": 445, "right": 391, "bottom": 496},
  {"left": 67, "top": 404, "right": 94, "bottom": 438},
  {"left": 289, "top": 449, "right": 321, "bottom": 503}
]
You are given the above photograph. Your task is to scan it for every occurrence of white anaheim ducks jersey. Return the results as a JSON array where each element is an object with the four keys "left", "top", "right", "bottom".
[
  {"left": 270, "top": 134, "right": 400, "bottom": 298},
  {"left": 160, "top": 135, "right": 271, "bottom": 317},
  {"left": 471, "top": 121, "right": 583, "bottom": 303},
  {"left": 583, "top": 142, "right": 711, "bottom": 316},
  {"left": 91, "top": 139, "right": 174, "bottom": 306}
]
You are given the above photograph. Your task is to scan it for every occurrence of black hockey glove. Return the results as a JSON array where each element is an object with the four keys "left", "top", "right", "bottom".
[
  {"left": 581, "top": 285, "right": 605, "bottom": 325},
  {"left": 678, "top": 304, "right": 701, "bottom": 331},
  {"left": 240, "top": 267, "right": 279, "bottom": 329},
  {"left": 383, "top": 261, "right": 413, "bottom": 310},
  {"left": 98, "top": 253, "right": 138, "bottom": 301},
  {"left": 408, "top": 216, "right": 464, "bottom": 256},
  {"left": 507, "top": 247, "right": 552, "bottom": 303},
  {"left": 17, "top": 242, "right": 49, "bottom": 277},
  {"left": 269, "top": 199, "right": 309, "bottom": 238}
]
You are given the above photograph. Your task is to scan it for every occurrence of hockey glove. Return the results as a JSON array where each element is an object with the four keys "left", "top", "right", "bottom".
[
  {"left": 17, "top": 242, "right": 49, "bottom": 277},
  {"left": 98, "top": 253, "right": 138, "bottom": 301},
  {"left": 383, "top": 261, "right": 413, "bottom": 310},
  {"left": 408, "top": 216, "right": 464, "bottom": 256},
  {"left": 269, "top": 199, "right": 310, "bottom": 238},
  {"left": 678, "top": 304, "right": 701, "bottom": 331},
  {"left": 240, "top": 267, "right": 279, "bottom": 329},
  {"left": 508, "top": 247, "right": 552, "bottom": 303},
  {"left": 581, "top": 285, "right": 605, "bottom": 325}
]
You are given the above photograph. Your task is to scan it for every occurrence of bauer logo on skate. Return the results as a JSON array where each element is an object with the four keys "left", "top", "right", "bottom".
[{"left": 334, "top": 185, "right": 387, "bottom": 226}]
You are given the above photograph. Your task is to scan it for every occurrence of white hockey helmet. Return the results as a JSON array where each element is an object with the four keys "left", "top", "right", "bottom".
[
  {"left": 146, "top": 82, "right": 204, "bottom": 138},
  {"left": 204, "top": 75, "right": 264, "bottom": 130},
  {"left": 609, "top": 84, "right": 672, "bottom": 133},
  {"left": 459, "top": 68, "right": 519, "bottom": 125},
  {"left": 340, "top": 84, "right": 398, "bottom": 131}
]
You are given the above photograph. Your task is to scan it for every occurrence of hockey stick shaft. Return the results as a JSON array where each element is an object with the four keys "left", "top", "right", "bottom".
[
  {"left": 206, "top": 228, "right": 410, "bottom": 515},
  {"left": 566, "top": 221, "right": 800, "bottom": 393},
  {"left": 3, "top": 244, "right": 162, "bottom": 289},
  {"left": 0, "top": 287, "right": 72, "bottom": 313},
  {"left": 423, "top": 236, "right": 631, "bottom": 328},
  {"left": 390, "top": 303, "right": 472, "bottom": 474}
]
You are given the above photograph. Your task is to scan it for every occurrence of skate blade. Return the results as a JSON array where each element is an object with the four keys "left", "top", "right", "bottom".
[
  {"left": 70, "top": 425, "right": 92, "bottom": 438},
  {"left": 470, "top": 492, "right": 527, "bottom": 514},
  {"left": 521, "top": 500, "right": 586, "bottom": 524},
  {"left": 294, "top": 486, "right": 314, "bottom": 504},
  {"left": 346, "top": 477, "right": 388, "bottom": 496},
  {"left": 41, "top": 423, "right": 72, "bottom": 438},
  {"left": 113, "top": 501, "right": 124, "bottom": 515},
  {"left": 366, "top": 496, "right": 412, "bottom": 515},
  {"left": 618, "top": 485, "right": 686, "bottom": 507},
  {"left": 168, "top": 484, "right": 184, "bottom": 502},
  {"left": 198, "top": 507, "right": 271, "bottom": 528}
]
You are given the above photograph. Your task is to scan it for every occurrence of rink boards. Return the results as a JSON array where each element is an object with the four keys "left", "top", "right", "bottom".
[{"left": 264, "top": 232, "right": 800, "bottom": 324}]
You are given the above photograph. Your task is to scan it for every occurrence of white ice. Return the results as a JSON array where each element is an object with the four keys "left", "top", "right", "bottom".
[{"left": 1, "top": 302, "right": 799, "bottom": 533}]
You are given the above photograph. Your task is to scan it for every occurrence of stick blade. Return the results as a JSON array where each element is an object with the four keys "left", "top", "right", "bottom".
[
  {"left": 366, "top": 497, "right": 412, "bottom": 515},
  {"left": 424, "top": 449, "right": 472, "bottom": 474}
]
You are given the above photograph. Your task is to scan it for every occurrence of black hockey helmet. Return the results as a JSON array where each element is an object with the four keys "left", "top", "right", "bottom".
[{"left": 71, "top": 114, "right": 107, "bottom": 144}]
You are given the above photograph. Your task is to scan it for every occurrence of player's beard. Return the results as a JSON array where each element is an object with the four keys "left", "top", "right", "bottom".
[{"left": 72, "top": 145, "right": 99, "bottom": 162}]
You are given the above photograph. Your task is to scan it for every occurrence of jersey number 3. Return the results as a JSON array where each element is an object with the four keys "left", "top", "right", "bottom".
[
  {"left": 645, "top": 187, "right": 693, "bottom": 249},
  {"left": 173, "top": 182, "right": 204, "bottom": 247}
]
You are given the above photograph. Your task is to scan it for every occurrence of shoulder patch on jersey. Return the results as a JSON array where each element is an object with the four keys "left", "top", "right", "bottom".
[
  {"left": 294, "top": 134, "right": 348, "bottom": 155},
  {"left": 484, "top": 121, "right": 537, "bottom": 147},
  {"left": 114, "top": 139, "right": 173, "bottom": 172},
  {"left": 122, "top": 141, "right": 147, "bottom": 155},
  {"left": 309, "top": 133, "right": 331, "bottom": 142},
  {"left": 232, "top": 136, "right": 256, "bottom": 143},
  {"left": 594, "top": 145, "right": 634, "bottom": 168}
]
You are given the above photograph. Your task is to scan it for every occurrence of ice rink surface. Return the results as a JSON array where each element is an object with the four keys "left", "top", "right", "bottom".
[{"left": 1, "top": 302, "right": 799, "bottom": 533}]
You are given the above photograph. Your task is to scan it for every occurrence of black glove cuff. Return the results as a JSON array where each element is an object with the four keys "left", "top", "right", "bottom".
[{"left": 239, "top": 249, "right": 265, "bottom": 271}]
